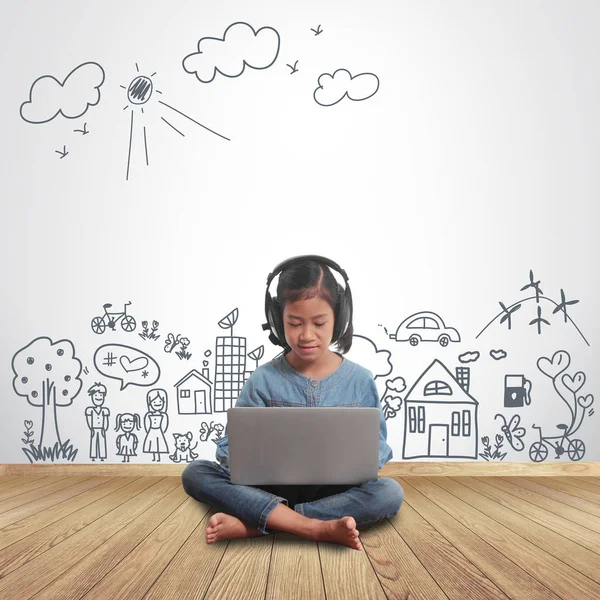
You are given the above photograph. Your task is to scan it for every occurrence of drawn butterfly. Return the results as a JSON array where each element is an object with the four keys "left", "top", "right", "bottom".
[
  {"left": 199, "top": 421, "right": 215, "bottom": 442},
  {"left": 164, "top": 333, "right": 178, "bottom": 353},
  {"left": 494, "top": 413, "right": 526, "bottom": 451}
]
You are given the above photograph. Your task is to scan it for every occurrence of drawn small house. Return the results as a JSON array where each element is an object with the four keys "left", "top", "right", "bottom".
[
  {"left": 175, "top": 368, "right": 212, "bottom": 415},
  {"left": 402, "top": 360, "right": 478, "bottom": 459}
]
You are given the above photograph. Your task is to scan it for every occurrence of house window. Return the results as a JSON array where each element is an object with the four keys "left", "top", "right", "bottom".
[
  {"left": 409, "top": 406, "right": 416, "bottom": 433},
  {"left": 418, "top": 406, "right": 425, "bottom": 433},
  {"left": 451, "top": 411, "right": 460, "bottom": 436},
  {"left": 424, "top": 380, "right": 453, "bottom": 396},
  {"left": 462, "top": 410, "right": 471, "bottom": 436},
  {"left": 180, "top": 390, "right": 190, "bottom": 398}
]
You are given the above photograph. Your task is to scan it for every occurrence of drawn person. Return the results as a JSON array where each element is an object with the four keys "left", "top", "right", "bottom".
[
  {"left": 85, "top": 382, "right": 110, "bottom": 462},
  {"left": 181, "top": 256, "right": 403, "bottom": 551},
  {"left": 115, "top": 413, "right": 141, "bottom": 463},
  {"left": 143, "top": 388, "right": 170, "bottom": 462}
]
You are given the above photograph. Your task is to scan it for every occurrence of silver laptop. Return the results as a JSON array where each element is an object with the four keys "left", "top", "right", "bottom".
[{"left": 227, "top": 407, "right": 380, "bottom": 485}]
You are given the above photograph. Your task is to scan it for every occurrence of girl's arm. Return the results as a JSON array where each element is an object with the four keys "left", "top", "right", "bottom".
[
  {"left": 215, "top": 370, "right": 267, "bottom": 469},
  {"left": 363, "top": 376, "right": 394, "bottom": 470}
]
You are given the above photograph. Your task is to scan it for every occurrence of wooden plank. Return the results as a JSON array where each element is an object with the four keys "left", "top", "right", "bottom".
[
  {"left": 0, "top": 477, "right": 131, "bottom": 552},
  {"left": 35, "top": 486, "right": 195, "bottom": 600},
  {"left": 432, "top": 477, "right": 600, "bottom": 582},
  {"left": 0, "top": 476, "right": 78, "bottom": 513},
  {"left": 573, "top": 476, "right": 600, "bottom": 488},
  {"left": 265, "top": 533, "right": 326, "bottom": 600},
  {"left": 143, "top": 508, "right": 228, "bottom": 600},
  {"left": 403, "top": 476, "right": 600, "bottom": 600},
  {"left": 202, "top": 536, "right": 274, "bottom": 600},
  {"left": 0, "top": 477, "right": 159, "bottom": 578},
  {"left": 3, "top": 461, "right": 600, "bottom": 477},
  {"left": 551, "top": 476, "right": 600, "bottom": 498},
  {"left": 0, "top": 477, "right": 179, "bottom": 599},
  {"left": 0, "top": 476, "right": 51, "bottom": 493},
  {"left": 357, "top": 517, "right": 447, "bottom": 600},
  {"left": 472, "top": 476, "right": 600, "bottom": 546},
  {"left": 0, "top": 476, "right": 104, "bottom": 528},
  {"left": 389, "top": 501, "right": 507, "bottom": 599},
  {"left": 397, "top": 477, "right": 559, "bottom": 600},
  {"left": 515, "top": 477, "right": 600, "bottom": 508}
]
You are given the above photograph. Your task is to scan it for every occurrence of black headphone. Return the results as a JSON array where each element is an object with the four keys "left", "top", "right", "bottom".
[{"left": 261, "top": 255, "right": 353, "bottom": 348}]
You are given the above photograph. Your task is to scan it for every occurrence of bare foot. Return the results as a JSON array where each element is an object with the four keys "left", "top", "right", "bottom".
[
  {"left": 205, "top": 512, "right": 263, "bottom": 544},
  {"left": 315, "top": 516, "right": 363, "bottom": 551}
]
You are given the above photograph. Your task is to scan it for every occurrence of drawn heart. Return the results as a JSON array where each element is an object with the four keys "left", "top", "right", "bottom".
[
  {"left": 578, "top": 394, "right": 594, "bottom": 409},
  {"left": 537, "top": 350, "right": 570, "bottom": 379},
  {"left": 562, "top": 372, "right": 586, "bottom": 393},
  {"left": 120, "top": 355, "right": 149, "bottom": 373}
]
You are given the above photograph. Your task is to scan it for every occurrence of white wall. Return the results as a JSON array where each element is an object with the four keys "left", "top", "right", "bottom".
[{"left": 1, "top": 0, "right": 598, "bottom": 464}]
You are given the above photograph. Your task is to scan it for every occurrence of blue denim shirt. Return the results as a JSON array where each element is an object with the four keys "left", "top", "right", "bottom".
[{"left": 215, "top": 352, "right": 393, "bottom": 471}]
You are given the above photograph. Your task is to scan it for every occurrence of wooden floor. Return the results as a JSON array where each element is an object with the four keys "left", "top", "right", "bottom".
[{"left": 0, "top": 475, "right": 599, "bottom": 599}]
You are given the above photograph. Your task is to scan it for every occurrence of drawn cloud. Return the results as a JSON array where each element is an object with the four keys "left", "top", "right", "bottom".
[
  {"left": 458, "top": 351, "right": 480, "bottom": 364},
  {"left": 314, "top": 69, "right": 380, "bottom": 107},
  {"left": 490, "top": 349, "right": 507, "bottom": 361},
  {"left": 20, "top": 62, "right": 105, "bottom": 124},
  {"left": 182, "top": 22, "right": 280, "bottom": 83}
]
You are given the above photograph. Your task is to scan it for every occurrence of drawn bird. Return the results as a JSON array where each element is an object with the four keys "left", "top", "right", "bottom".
[
  {"left": 552, "top": 288, "right": 579, "bottom": 323},
  {"left": 520, "top": 269, "right": 543, "bottom": 303},
  {"left": 311, "top": 24, "right": 323, "bottom": 36},
  {"left": 286, "top": 60, "right": 299, "bottom": 74},
  {"left": 55, "top": 145, "right": 68, "bottom": 159},
  {"left": 74, "top": 122, "right": 89, "bottom": 135}
]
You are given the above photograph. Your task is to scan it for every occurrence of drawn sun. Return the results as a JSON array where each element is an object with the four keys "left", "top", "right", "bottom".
[{"left": 120, "top": 62, "right": 230, "bottom": 181}]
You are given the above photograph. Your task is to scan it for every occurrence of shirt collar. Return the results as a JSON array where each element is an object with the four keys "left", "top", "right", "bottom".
[{"left": 274, "top": 351, "right": 353, "bottom": 390}]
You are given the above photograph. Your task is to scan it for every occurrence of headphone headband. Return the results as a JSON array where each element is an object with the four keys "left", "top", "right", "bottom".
[{"left": 266, "top": 255, "right": 349, "bottom": 290}]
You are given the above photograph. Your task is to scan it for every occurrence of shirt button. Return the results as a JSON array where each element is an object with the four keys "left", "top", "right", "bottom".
[{"left": 311, "top": 380, "right": 318, "bottom": 387}]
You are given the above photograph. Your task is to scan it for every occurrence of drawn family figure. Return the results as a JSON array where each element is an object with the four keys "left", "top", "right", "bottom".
[
  {"left": 85, "top": 382, "right": 110, "bottom": 461},
  {"left": 143, "top": 388, "right": 170, "bottom": 461},
  {"left": 115, "top": 412, "right": 141, "bottom": 462}
]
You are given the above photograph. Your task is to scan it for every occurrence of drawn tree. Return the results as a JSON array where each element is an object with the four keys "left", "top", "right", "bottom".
[{"left": 12, "top": 337, "right": 82, "bottom": 450}]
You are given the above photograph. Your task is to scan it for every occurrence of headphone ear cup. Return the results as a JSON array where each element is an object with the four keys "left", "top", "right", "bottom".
[
  {"left": 333, "top": 283, "right": 351, "bottom": 343},
  {"left": 269, "top": 299, "right": 286, "bottom": 346}
]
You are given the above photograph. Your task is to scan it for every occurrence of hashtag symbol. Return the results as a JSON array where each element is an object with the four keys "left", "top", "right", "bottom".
[{"left": 103, "top": 352, "right": 116, "bottom": 367}]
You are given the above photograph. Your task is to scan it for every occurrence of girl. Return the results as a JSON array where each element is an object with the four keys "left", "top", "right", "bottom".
[
  {"left": 115, "top": 412, "right": 141, "bottom": 463},
  {"left": 182, "top": 255, "right": 404, "bottom": 551},
  {"left": 142, "top": 388, "right": 170, "bottom": 462}
]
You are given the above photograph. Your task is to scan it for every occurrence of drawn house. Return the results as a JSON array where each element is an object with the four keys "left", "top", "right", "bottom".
[
  {"left": 175, "top": 368, "right": 212, "bottom": 415},
  {"left": 402, "top": 360, "right": 478, "bottom": 459}
]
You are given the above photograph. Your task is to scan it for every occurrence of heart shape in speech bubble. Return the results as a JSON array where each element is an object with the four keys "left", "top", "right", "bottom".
[{"left": 120, "top": 355, "right": 149, "bottom": 373}]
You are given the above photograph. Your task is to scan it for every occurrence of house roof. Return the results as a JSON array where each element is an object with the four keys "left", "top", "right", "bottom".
[
  {"left": 404, "top": 359, "right": 478, "bottom": 405},
  {"left": 174, "top": 369, "right": 211, "bottom": 388}
]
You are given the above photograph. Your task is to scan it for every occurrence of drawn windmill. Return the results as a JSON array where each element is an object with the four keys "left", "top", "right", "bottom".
[
  {"left": 520, "top": 270, "right": 543, "bottom": 303},
  {"left": 529, "top": 305, "right": 550, "bottom": 334},
  {"left": 498, "top": 301, "right": 521, "bottom": 331},
  {"left": 552, "top": 289, "right": 579, "bottom": 323}
]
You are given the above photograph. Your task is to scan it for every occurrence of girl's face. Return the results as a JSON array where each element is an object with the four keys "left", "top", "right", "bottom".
[{"left": 282, "top": 296, "right": 335, "bottom": 366}]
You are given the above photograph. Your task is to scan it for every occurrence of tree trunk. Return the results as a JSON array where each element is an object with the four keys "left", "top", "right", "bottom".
[{"left": 40, "top": 379, "right": 62, "bottom": 449}]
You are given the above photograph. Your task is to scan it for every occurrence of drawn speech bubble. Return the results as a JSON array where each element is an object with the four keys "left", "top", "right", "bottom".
[{"left": 93, "top": 344, "right": 160, "bottom": 390}]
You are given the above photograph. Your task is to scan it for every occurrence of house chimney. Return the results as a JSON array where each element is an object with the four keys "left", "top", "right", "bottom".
[
  {"left": 455, "top": 367, "right": 470, "bottom": 393},
  {"left": 202, "top": 367, "right": 210, "bottom": 382}
]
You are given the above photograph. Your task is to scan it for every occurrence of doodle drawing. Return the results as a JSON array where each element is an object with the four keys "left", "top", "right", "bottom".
[
  {"left": 503, "top": 374, "right": 532, "bottom": 408},
  {"left": 12, "top": 337, "right": 81, "bottom": 462},
  {"left": 115, "top": 413, "right": 141, "bottom": 462},
  {"left": 169, "top": 432, "right": 198, "bottom": 463},
  {"left": 91, "top": 302, "right": 136, "bottom": 334},
  {"left": 199, "top": 421, "right": 225, "bottom": 443},
  {"left": 388, "top": 311, "right": 460, "bottom": 347},
  {"left": 314, "top": 69, "right": 380, "bottom": 107},
  {"left": 402, "top": 360, "right": 479, "bottom": 459},
  {"left": 142, "top": 388, "right": 170, "bottom": 462},
  {"left": 174, "top": 368, "right": 213, "bottom": 414},
  {"left": 93, "top": 343, "right": 160, "bottom": 390},
  {"left": 55, "top": 145, "right": 68, "bottom": 159},
  {"left": 494, "top": 413, "right": 526, "bottom": 451},
  {"left": 85, "top": 382, "right": 110, "bottom": 461}
]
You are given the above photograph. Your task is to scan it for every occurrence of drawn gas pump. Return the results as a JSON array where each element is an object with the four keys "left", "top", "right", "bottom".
[{"left": 504, "top": 374, "right": 532, "bottom": 408}]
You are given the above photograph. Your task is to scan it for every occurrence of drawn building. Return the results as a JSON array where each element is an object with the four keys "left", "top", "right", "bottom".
[
  {"left": 402, "top": 360, "right": 478, "bottom": 459},
  {"left": 214, "top": 336, "right": 252, "bottom": 413},
  {"left": 174, "top": 368, "right": 212, "bottom": 414}
]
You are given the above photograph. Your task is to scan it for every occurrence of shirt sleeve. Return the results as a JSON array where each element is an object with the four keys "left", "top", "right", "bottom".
[
  {"left": 215, "top": 370, "right": 266, "bottom": 469},
  {"left": 363, "top": 375, "right": 394, "bottom": 470}
]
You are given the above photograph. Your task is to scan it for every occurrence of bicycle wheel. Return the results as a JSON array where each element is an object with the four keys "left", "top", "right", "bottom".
[
  {"left": 91, "top": 317, "right": 105, "bottom": 334},
  {"left": 529, "top": 441, "right": 547, "bottom": 462},
  {"left": 568, "top": 439, "right": 585, "bottom": 461},
  {"left": 121, "top": 316, "right": 136, "bottom": 332}
]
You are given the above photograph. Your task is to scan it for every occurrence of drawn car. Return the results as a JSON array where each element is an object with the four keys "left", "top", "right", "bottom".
[{"left": 388, "top": 312, "right": 461, "bottom": 347}]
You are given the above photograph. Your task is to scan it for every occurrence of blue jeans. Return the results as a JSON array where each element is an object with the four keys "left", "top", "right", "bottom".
[{"left": 181, "top": 459, "right": 404, "bottom": 535}]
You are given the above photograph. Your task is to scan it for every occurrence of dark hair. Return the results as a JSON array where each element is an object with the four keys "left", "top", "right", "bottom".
[{"left": 275, "top": 258, "right": 353, "bottom": 354}]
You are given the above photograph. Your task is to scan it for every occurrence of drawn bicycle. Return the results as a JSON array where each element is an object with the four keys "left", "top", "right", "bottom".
[
  {"left": 528, "top": 422, "right": 585, "bottom": 462},
  {"left": 91, "top": 302, "right": 137, "bottom": 334}
]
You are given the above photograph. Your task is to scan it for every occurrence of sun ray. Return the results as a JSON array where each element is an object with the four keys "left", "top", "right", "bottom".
[
  {"left": 143, "top": 126, "right": 149, "bottom": 165},
  {"left": 158, "top": 100, "right": 230, "bottom": 141},
  {"left": 135, "top": 63, "right": 139, "bottom": 72},
  {"left": 126, "top": 110, "right": 134, "bottom": 181},
  {"left": 161, "top": 116, "right": 185, "bottom": 136}
]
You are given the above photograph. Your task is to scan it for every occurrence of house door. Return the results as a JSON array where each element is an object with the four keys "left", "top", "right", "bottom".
[
  {"left": 428, "top": 424, "right": 449, "bottom": 457},
  {"left": 195, "top": 390, "right": 207, "bottom": 413}
]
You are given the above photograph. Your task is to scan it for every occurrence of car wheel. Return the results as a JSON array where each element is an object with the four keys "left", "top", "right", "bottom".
[
  {"left": 439, "top": 335, "right": 449, "bottom": 347},
  {"left": 409, "top": 335, "right": 419, "bottom": 346}
]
